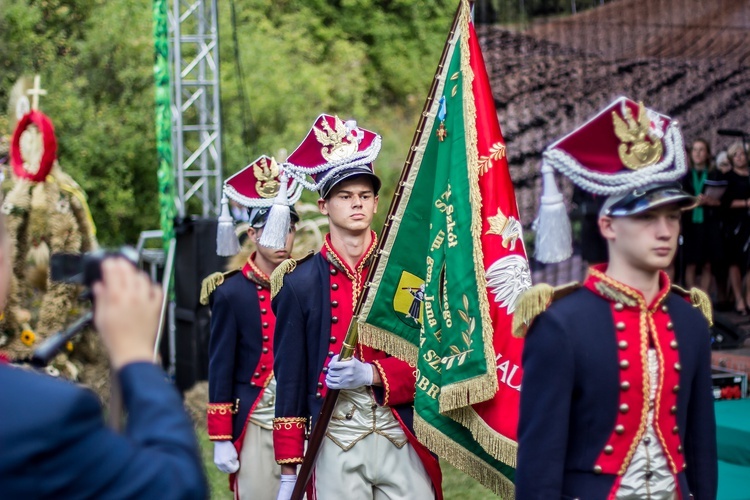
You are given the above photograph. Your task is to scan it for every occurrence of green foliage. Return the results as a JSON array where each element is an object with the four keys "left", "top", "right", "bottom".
[
  {"left": 1, "top": 0, "right": 456, "bottom": 245},
  {"left": 1, "top": 0, "right": 159, "bottom": 245}
]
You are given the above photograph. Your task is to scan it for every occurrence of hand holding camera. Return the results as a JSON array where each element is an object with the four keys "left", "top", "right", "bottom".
[{"left": 92, "top": 258, "right": 163, "bottom": 370}]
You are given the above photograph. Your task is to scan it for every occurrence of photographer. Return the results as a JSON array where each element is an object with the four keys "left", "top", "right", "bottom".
[{"left": 0, "top": 242, "right": 207, "bottom": 498}]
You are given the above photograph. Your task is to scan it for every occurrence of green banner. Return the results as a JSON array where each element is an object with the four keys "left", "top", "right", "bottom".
[{"left": 358, "top": 1, "right": 522, "bottom": 496}]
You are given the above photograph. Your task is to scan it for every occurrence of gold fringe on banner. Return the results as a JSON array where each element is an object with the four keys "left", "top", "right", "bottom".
[
  {"left": 414, "top": 414, "right": 515, "bottom": 499},
  {"left": 446, "top": 406, "right": 518, "bottom": 467},
  {"left": 358, "top": 322, "right": 419, "bottom": 364}
]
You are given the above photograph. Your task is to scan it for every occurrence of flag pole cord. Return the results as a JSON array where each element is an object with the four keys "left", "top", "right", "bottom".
[{"left": 289, "top": 4, "right": 466, "bottom": 499}]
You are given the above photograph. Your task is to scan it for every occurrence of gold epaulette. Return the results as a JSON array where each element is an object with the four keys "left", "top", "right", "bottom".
[
  {"left": 671, "top": 284, "right": 713, "bottom": 327},
  {"left": 200, "top": 269, "right": 241, "bottom": 306},
  {"left": 512, "top": 282, "right": 581, "bottom": 338},
  {"left": 270, "top": 251, "right": 315, "bottom": 300}
]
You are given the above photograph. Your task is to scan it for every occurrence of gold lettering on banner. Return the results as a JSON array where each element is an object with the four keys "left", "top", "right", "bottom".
[
  {"left": 440, "top": 267, "right": 452, "bottom": 328},
  {"left": 423, "top": 294, "right": 438, "bottom": 328},
  {"left": 416, "top": 371, "right": 431, "bottom": 391},
  {"left": 426, "top": 383, "right": 440, "bottom": 399},
  {"left": 495, "top": 353, "right": 522, "bottom": 391},
  {"left": 434, "top": 184, "right": 458, "bottom": 248},
  {"left": 431, "top": 230, "right": 445, "bottom": 251},
  {"left": 423, "top": 349, "right": 442, "bottom": 374},
  {"left": 415, "top": 369, "right": 441, "bottom": 400}
]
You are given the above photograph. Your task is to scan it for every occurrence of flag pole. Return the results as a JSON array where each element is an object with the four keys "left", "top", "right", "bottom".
[{"left": 289, "top": 4, "right": 465, "bottom": 499}]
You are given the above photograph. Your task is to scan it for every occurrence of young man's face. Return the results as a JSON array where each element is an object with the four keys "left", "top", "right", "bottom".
[
  {"left": 599, "top": 205, "right": 681, "bottom": 273},
  {"left": 318, "top": 176, "right": 379, "bottom": 234},
  {"left": 250, "top": 225, "right": 296, "bottom": 267}
]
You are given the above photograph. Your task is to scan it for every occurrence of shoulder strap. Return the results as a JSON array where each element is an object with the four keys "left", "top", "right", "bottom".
[
  {"left": 671, "top": 284, "right": 713, "bottom": 326},
  {"left": 512, "top": 282, "right": 581, "bottom": 338},
  {"left": 199, "top": 269, "right": 241, "bottom": 306},
  {"left": 270, "top": 251, "right": 315, "bottom": 300}
]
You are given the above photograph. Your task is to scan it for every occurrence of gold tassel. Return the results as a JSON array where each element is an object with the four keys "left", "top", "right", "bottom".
[
  {"left": 200, "top": 272, "right": 225, "bottom": 306},
  {"left": 512, "top": 283, "right": 554, "bottom": 338},
  {"left": 689, "top": 287, "right": 713, "bottom": 327}
]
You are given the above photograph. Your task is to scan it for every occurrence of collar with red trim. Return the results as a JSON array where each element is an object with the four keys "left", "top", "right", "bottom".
[
  {"left": 242, "top": 252, "right": 271, "bottom": 289},
  {"left": 320, "top": 231, "right": 378, "bottom": 278},
  {"left": 584, "top": 264, "right": 671, "bottom": 311}
]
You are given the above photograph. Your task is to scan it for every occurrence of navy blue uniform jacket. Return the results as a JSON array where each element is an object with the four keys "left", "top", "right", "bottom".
[
  {"left": 0, "top": 362, "right": 206, "bottom": 499},
  {"left": 516, "top": 274, "right": 717, "bottom": 499},
  {"left": 207, "top": 270, "right": 271, "bottom": 442}
]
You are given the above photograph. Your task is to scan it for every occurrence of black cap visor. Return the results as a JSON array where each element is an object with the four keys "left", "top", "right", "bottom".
[
  {"left": 319, "top": 167, "right": 381, "bottom": 199},
  {"left": 605, "top": 183, "right": 697, "bottom": 217},
  {"left": 248, "top": 206, "right": 300, "bottom": 228}
]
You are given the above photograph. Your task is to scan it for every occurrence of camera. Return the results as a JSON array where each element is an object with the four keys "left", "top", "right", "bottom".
[{"left": 50, "top": 247, "right": 139, "bottom": 288}]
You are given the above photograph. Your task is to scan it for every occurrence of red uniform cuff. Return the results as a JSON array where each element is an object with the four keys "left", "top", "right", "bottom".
[
  {"left": 273, "top": 417, "right": 307, "bottom": 464},
  {"left": 207, "top": 402, "right": 235, "bottom": 440},
  {"left": 372, "top": 358, "right": 416, "bottom": 407}
]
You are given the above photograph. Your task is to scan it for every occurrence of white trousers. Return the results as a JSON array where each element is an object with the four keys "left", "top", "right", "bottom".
[
  {"left": 235, "top": 422, "right": 280, "bottom": 500},
  {"left": 311, "top": 432, "right": 434, "bottom": 499}
]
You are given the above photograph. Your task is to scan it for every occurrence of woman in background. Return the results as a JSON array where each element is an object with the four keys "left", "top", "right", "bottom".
[
  {"left": 681, "top": 139, "right": 716, "bottom": 292},
  {"left": 721, "top": 141, "right": 750, "bottom": 314}
]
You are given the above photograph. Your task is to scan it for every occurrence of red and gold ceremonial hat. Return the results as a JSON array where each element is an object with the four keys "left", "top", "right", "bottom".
[
  {"left": 535, "top": 97, "right": 691, "bottom": 263},
  {"left": 285, "top": 114, "right": 382, "bottom": 198},
  {"left": 10, "top": 110, "right": 57, "bottom": 183},
  {"left": 216, "top": 155, "right": 302, "bottom": 255},
  {"left": 223, "top": 155, "right": 302, "bottom": 209}
]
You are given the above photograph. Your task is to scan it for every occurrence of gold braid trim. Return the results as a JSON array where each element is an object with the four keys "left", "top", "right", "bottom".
[
  {"left": 672, "top": 285, "right": 713, "bottom": 327},
  {"left": 512, "top": 282, "right": 580, "bottom": 338},
  {"left": 414, "top": 413, "right": 515, "bottom": 499},
  {"left": 649, "top": 314, "right": 680, "bottom": 475},
  {"left": 207, "top": 401, "right": 238, "bottom": 415},
  {"left": 276, "top": 458, "right": 304, "bottom": 465},
  {"left": 270, "top": 252, "right": 314, "bottom": 300},
  {"left": 619, "top": 309, "right": 650, "bottom": 474},
  {"left": 371, "top": 359, "right": 391, "bottom": 405},
  {"left": 199, "top": 269, "right": 240, "bottom": 306},
  {"left": 272, "top": 416, "right": 307, "bottom": 430}
]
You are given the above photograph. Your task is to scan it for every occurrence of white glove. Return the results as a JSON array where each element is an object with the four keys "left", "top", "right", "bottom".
[
  {"left": 213, "top": 440, "right": 239, "bottom": 474},
  {"left": 325, "top": 355, "right": 374, "bottom": 390},
  {"left": 276, "top": 474, "right": 297, "bottom": 500}
]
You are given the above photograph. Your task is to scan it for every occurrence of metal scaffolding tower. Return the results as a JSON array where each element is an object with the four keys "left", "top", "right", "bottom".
[{"left": 170, "top": 0, "right": 223, "bottom": 217}]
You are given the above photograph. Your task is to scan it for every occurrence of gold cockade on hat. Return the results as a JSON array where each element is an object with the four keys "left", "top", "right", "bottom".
[
  {"left": 313, "top": 116, "right": 358, "bottom": 162},
  {"left": 612, "top": 101, "right": 663, "bottom": 170},
  {"left": 254, "top": 156, "right": 281, "bottom": 198}
]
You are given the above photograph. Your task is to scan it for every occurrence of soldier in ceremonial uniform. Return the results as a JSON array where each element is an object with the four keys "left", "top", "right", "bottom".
[
  {"left": 514, "top": 98, "right": 718, "bottom": 499},
  {"left": 271, "top": 115, "right": 442, "bottom": 499},
  {"left": 201, "top": 156, "right": 301, "bottom": 500}
]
